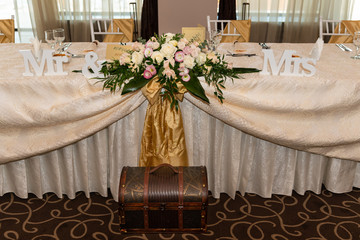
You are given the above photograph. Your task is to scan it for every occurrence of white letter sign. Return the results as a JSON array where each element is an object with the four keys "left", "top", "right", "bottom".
[
  {"left": 20, "top": 49, "right": 69, "bottom": 76},
  {"left": 82, "top": 52, "right": 105, "bottom": 78},
  {"left": 261, "top": 49, "right": 316, "bottom": 77}
]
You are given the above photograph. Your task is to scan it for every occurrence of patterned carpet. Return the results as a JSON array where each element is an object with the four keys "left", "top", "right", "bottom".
[{"left": 0, "top": 187, "right": 360, "bottom": 240}]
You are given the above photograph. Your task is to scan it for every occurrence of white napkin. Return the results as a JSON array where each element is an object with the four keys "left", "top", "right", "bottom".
[
  {"left": 310, "top": 38, "right": 324, "bottom": 61},
  {"left": 31, "top": 37, "right": 42, "bottom": 60}
]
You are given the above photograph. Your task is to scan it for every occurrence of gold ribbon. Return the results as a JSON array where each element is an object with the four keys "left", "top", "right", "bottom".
[
  {"left": 139, "top": 76, "right": 189, "bottom": 167},
  {"left": 0, "top": 19, "right": 15, "bottom": 43},
  {"left": 103, "top": 19, "right": 134, "bottom": 42},
  {"left": 220, "top": 19, "right": 251, "bottom": 43}
]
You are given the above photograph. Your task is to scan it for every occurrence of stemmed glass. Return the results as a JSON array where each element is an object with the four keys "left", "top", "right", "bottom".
[
  {"left": 352, "top": 31, "right": 360, "bottom": 59},
  {"left": 53, "top": 28, "right": 65, "bottom": 52},
  {"left": 210, "top": 30, "right": 222, "bottom": 52},
  {"left": 44, "top": 30, "right": 55, "bottom": 49}
]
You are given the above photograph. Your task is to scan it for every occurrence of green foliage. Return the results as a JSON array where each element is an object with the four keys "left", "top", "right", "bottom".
[{"left": 98, "top": 33, "right": 260, "bottom": 110}]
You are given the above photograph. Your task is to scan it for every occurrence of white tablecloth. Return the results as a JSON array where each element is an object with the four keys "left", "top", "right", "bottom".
[{"left": 1, "top": 42, "right": 360, "bottom": 199}]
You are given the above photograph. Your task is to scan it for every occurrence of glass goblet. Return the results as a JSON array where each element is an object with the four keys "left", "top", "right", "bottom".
[
  {"left": 352, "top": 31, "right": 360, "bottom": 59},
  {"left": 211, "top": 30, "right": 222, "bottom": 52},
  {"left": 53, "top": 28, "right": 65, "bottom": 52},
  {"left": 44, "top": 30, "right": 55, "bottom": 49}
]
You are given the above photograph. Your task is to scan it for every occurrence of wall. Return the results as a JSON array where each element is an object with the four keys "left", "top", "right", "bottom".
[{"left": 158, "top": 0, "right": 217, "bottom": 35}]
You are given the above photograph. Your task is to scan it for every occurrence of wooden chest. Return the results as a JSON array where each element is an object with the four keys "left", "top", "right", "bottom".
[{"left": 118, "top": 164, "right": 208, "bottom": 233}]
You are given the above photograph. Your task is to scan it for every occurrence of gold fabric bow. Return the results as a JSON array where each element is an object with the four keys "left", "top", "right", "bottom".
[{"left": 139, "top": 77, "right": 189, "bottom": 167}]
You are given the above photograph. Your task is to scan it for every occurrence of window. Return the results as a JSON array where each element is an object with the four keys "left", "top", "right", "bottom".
[
  {"left": 57, "top": 0, "right": 136, "bottom": 20},
  {"left": 0, "top": 0, "right": 34, "bottom": 43}
]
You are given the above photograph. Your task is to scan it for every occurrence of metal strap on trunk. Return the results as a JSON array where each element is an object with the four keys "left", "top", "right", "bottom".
[
  {"left": 178, "top": 166, "right": 184, "bottom": 230},
  {"left": 118, "top": 167, "right": 127, "bottom": 230},
  {"left": 201, "top": 166, "right": 208, "bottom": 231},
  {"left": 143, "top": 166, "right": 150, "bottom": 230}
]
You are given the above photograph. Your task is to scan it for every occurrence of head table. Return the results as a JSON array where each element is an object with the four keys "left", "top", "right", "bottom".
[{"left": 0, "top": 42, "right": 359, "bottom": 200}]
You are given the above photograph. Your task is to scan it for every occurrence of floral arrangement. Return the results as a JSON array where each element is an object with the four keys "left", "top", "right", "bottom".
[{"left": 100, "top": 33, "right": 259, "bottom": 110}]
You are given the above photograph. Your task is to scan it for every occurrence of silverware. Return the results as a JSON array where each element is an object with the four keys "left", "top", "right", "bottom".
[
  {"left": 259, "top": 43, "right": 270, "bottom": 49},
  {"left": 336, "top": 43, "right": 352, "bottom": 52},
  {"left": 226, "top": 53, "right": 257, "bottom": 57},
  {"left": 227, "top": 50, "right": 235, "bottom": 56},
  {"left": 67, "top": 51, "right": 85, "bottom": 58},
  {"left": 60, "top": 42, "right": 72, "bottom": 52},
  {"left": 336, "top": 44, "right": 346, "bottom": 51},
  {"left": 340, "top": 44, "right": 352, "bottom": 52}
]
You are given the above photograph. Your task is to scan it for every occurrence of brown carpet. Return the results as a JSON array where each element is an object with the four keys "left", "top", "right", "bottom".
[{"left": 0, "top": 187, "right": 359, "bottom": 240}]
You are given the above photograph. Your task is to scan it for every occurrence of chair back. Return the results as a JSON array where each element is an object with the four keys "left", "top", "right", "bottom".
[
  {"left": 319, "top": 17, "right": 351, "bottom": 40},
  {"left": 207, "top": 16, "right": 241, "bottom": 40},
  {"left": 89, "top": 14, "right": 124, "bottom": 42},
  {"left": 207, "top": 16, "right": 251, "bottom": 43},
  {"left": 0, "top": 16, "right": 15, "bottom": 43}
]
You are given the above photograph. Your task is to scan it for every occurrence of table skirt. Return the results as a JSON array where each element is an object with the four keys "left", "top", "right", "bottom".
[{"left": 1, "top": 99, "right": 359, "bottom": 200}]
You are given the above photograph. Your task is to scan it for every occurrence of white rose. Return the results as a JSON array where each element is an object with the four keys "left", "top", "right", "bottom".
[
  {"left": 151, "top": 51, "right": 164, "bottom": 64},
  {"left": 196, "top": 52, "right": 207, "bottom": 65},
  {"left": 177, "top": 41, "right": 186, "bottom": 50},
  {"left": 169, "top": 40, "right": 178, "bottom": 47},
  {"left": 152, "top": 41, "right": 160, "bottom": 49},
  {"left": 190, "top": 45, "right": 201, "bottom": 58},
  {"left": 132, "top": 42, "right": 145, "bottom": 52},
  {"left": 183, "top": 55, "right": 195, "bottom": 69},
  {"left": 160, "top": 43, "right": 177, "bottom": 59},
  {"left": 164, "top": 33, "right": 175, "bottom": 42},
  {"left": 207, "top": 52, "right": 219, "bottom": 63},
  {"left": 131, "top": 51, "right": 144, "bottom": 65},
  {"left": 119, "top": 52, "right": 131, "bottom": 65}
]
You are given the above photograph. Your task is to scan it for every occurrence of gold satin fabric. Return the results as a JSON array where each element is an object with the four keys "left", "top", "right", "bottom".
[
  {"left": 0, "top": 19, "right": 15, "bottom": 43},
  {"left": 329, "top": 20, "right": 360, "bottom": 43},
  {"left": 220, "top": 19, "right": 251, "bottom": 43},
  {"left": 139, "top": 77, "right": 189, "bottom": 167},
  {"left": 103, "top": 19, "right": 134, "bottom": 42}
]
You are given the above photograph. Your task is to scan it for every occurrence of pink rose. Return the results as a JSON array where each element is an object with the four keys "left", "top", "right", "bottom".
[
  {"left": 190, "top": 44, "right": 200, "bottom": 58},
  {"left": 183, "top": 46, "right": 191, "bottom": 55}
]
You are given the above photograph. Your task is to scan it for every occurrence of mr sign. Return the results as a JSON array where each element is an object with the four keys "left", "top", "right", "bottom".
[
  {"left": 20, "top": 49, "right": 70, "bottom": 76},
  {"left": 261, "top": 49, "right": 316, "bottom": 77},
  {"left": 20, "top": 49, "right": 104, "bottom": 78}
]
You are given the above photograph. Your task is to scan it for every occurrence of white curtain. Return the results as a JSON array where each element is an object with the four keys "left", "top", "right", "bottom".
[
  {"left": 12, "top": 0, "right": 34, "bottom": 43},
  {"left": 57, "top": 0, "right": 142, "bottom": 42},
  {"left": 238, "top": 0, "right": 356, "bottom": 43},
  {"left": 12, "top": 0, "right": 142, "bottom": 42}
]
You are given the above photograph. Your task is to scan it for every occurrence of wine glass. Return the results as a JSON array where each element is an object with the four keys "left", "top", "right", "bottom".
[
  {"left": 352, "top": 31, "right": 360, "bottom": 59},
  {"left": 44, "top": 30, "right": 55, "bottom": 49},
  {"left": 53, "top": 28, "right": 65, "bottom": 51},
  {"left": 210, "top": 30, "right": 222, "bottom": 52}
]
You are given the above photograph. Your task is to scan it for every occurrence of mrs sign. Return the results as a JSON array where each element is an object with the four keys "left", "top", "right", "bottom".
[{"left": 261, "top": 49, "right": 317, "bottom": 77}]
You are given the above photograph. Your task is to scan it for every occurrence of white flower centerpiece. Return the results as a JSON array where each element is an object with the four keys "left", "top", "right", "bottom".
[{"left": 99, "top": 33, "right": 259, "bottom": 110}]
